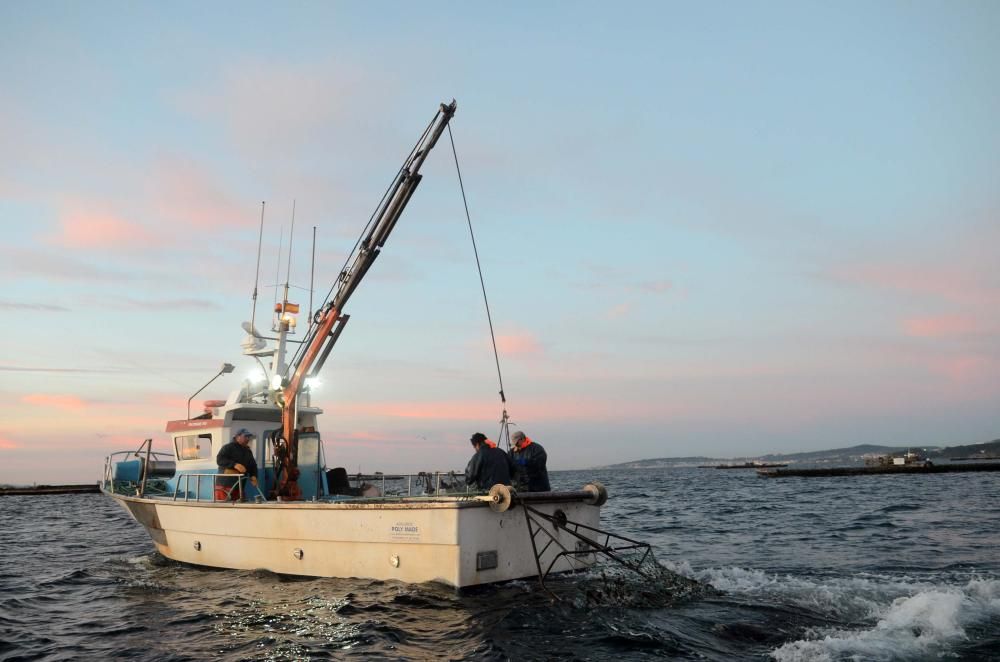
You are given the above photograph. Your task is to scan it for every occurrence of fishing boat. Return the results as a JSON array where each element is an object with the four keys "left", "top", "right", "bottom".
[
  {"left": 864, "top": 449, "right": 931, "bottom": 468},
  {"left": 101, "top": 101, "right": 633, "bottom": 590}
]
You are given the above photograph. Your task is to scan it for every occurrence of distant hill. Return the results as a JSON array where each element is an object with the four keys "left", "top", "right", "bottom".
[
  {"left": 596, "top": 439, "right": 1000, "bottom": 469},
  {"left": 930, "top": 439, "right": 1000, "bottom": 459}
]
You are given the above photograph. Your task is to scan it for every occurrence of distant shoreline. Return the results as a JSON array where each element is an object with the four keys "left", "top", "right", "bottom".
[
  {"left": 594, "top": 438, "right": 1000, "bottom": 470},
  {"left": 0, "top": 483, "right": 100, "bottom": 496}
]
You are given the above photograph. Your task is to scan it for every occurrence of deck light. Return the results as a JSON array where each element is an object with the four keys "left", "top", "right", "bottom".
[{"left": 186, "top": 363, "right": 235, "bottom": 420}]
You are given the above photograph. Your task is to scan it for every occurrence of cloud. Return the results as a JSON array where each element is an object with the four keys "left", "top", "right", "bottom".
[
  {"left": 0, "top": 247, "right": 121, "bottom": 282},
  {"left": 327, "top": 430, "right": 452, "bottom": 450},
  {"left": 0, "top": 300, "right": 70, "bottom": 312},
  {"left": 569, "top": 264, "right": 674, "bottom": 298},
  {"left": 829, "top": 263, "right": 1000, "bottom": 307},
  {"left": 0, "top": 435, "right": 19, "bottom": 450},
  {"left": 903, "top": 315, "right": 979, "bottom": 338},
  {"left": 927, "top": 355, "right": 993, "bottom": 383},
  {"left": 344, "top": 400, "right": 495, "bottom": 421},
  {"left": 0, "top": 365, "right": 125, "bottom": 374},
  {"left": 496, "top": 332, "right": 542, "bottom": 356},
  {"left": 20, "top": 394, "right": 89, "bottom": 411},
  {"left": 638, "top": 279, "right": 672, "bottom": 293},
  {"left": 149, "top": 395, "right": 196, "bottom": 411},
  {"left": 120, "top": 297, "right": 223, "bottom": 311},
  {"left": 150, "top": 156, "right": 250, "bottom": 229},
  {"left": 173, "top": 58, "right": 390, "bottom": 155},
  {"left": 336, "top": 394, "right": 698, "bottom": 425},
  {"left": 606, "top": 302, "right": 632, "bottom": 319},
  {"left": 48, "top": 209, "right": 156, "bottom": 249}
]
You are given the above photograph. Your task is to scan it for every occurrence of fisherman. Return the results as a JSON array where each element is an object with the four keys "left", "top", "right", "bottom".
[
  {"left": 465, "top": 432, "right": 514, "bottom": 490},
  {"left": 216, "top": 428, "right": 259, "bottom": 501},
  {"left": 510, "top": 430, "right": 551, "bottom": 492}
]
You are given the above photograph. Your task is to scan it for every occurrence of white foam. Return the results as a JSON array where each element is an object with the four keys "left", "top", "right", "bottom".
[
  {"left": 770, "top": 578, "right": 1000, "bottom": 661},
  {"left": 689, "top": 565, "right": 902, "bottom": 621}
]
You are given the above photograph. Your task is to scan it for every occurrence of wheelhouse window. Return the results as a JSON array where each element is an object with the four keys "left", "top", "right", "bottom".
[
  {"left": 175, "top": 433, "right": 213, "bottom": 460},
  {"left": 298, "top": 433, "right": 323, "bottom": 467}
]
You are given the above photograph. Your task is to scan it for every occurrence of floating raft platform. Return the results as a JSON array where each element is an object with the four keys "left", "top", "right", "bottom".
[
  {"left": 708, "top": 463, "right": 788, "bottom": 469},
  {"left": 758, "top": 463, "right": 1000, "bottom": 478},
  {"left": 0, "top": 483, "right": 101, "bottom": 496}
]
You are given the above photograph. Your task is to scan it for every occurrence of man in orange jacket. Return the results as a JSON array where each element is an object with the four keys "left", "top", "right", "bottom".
[
  {"left": 465, "top": 432, "right": 514, "bottom": 490},
  {"left": 510, "top": 430, "right": 551, "bottom": 492}
]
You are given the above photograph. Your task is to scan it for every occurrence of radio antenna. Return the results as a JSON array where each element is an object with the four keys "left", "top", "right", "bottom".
[
  {"left": 250, "top": 201, "right": 266, "bottom": 335},
  {"left": 285, "top": 200, "right": 296, "bottom": 287},
  {"left": 309, "top": 225, "right": 316, "bottom": 329},
  {"left": 272, "top": 223, "right": 284, "bottom": 313}
]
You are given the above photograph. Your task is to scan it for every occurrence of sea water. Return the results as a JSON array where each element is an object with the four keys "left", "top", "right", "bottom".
[{"left": 1, "top": 467, "right": 998, "bottom": 660}]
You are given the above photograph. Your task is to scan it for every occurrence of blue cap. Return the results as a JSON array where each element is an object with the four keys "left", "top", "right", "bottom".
[{"left": 235, "top": 428, "right": 254, "bottom": 438}]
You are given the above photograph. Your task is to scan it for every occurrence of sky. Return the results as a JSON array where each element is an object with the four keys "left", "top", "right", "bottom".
[{"left": 1, "top": 1, "right": 998, "bottom": 484}]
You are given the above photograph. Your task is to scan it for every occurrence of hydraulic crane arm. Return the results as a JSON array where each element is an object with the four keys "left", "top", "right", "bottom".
[{"left": 273, "top": 101, "right": 457, "bottom": 491}]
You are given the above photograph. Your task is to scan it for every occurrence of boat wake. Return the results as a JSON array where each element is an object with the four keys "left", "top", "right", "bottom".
[
  {"left": 668, "top": 562, "right": 1000, "bottom": 660},
  {"left": 568, "top": 558, "right": 718, "bottom": 609}
]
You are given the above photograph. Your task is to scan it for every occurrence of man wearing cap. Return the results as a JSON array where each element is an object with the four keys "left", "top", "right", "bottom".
[
  {"left": 464, "top": 432, "right": 515, "bottom": 490},
  {"left": 510, "top": 431, "right": 551, "bottom": 492},
  {"left": 216, "top": 428, "right": 259, "bottom": 500}
]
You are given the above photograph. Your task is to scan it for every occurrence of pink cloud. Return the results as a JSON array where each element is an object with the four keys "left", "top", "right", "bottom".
[
  {"left": 50, "top": 210, "right": 155, "bottom": 249},
  {"left": 512, "top": 396, "right": 700, "bottom": 422},
  {"left": 830, "top": 264, "right": 1000, "bottom": 307},
  {"left": 638, "top": 279, "right": 672, "bottom": 293},
  {"left": 926, "top": 355, "right": 993, "bottom": 383},
  {"left": 344, "top": 400, "right": 495, "bottom": 421},
  {"left": 21, "top": 394, "right": 89, "bottom": 411},
  {"left": 0, "top": 435, "right": 19, "bottom": 450},
  {"left": 151, "top": 156, "right": 249, "bottom": 229},
  {"left": 606, "top": 302, "right": 632, "bottom": 319},
  {"left": 337, "top": 395, "right": 699, "bottom": 425},
  {"left": 151, "top": 395, "right": 194, "bottom": 411},
  {"left": 496, "top": 333, "right": 542, "bottom": 356},
  {"left": 326, "top": 431, "right": 454, "bottom": 451},
  {"left": 903, "top": 315, "right": 979, "bottom": 338}
]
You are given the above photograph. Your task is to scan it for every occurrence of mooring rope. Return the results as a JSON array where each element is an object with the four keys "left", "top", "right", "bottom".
[{"left": 446, "top": 123, "right": 511, "bottom": 450}]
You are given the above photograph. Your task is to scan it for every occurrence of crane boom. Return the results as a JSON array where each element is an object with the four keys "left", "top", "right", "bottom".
[{"left": 272, "top": 100, "right": 457, "bottom": 499}]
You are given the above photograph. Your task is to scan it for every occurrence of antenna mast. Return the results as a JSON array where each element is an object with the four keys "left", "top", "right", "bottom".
[
  {"left": 250, "top": 201, "right": 266, "bottom": 334},
  {"left": 309, "top": 226, "right": 316, "bottom": 331}
]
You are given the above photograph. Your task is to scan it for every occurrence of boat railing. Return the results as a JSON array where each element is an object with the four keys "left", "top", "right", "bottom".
[
  {"left": 352, "top": 470, "right": 468, "bottom": 497},
  {"left": 102, "top": 440, "right": 175, "bottom": 496},
  {"left": 104, "top": 452, "right": 522, "bottom": 502},
  {"left": 161, "top": 470, "right": 471, "bottom": 502},
  {"left": 170, "top": 473, "right": 265, "bottom": 502}
]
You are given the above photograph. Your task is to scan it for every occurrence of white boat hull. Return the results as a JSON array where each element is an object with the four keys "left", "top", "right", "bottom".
[{"left": 109, "top": 492, "right": 601, "bottom": 588}]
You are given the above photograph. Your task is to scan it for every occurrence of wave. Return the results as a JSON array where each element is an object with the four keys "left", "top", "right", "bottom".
[
  {"left": 771, "top": 578, "right": 1000, "bottom": 661},
  {"left": 669, "top": 563, "right": 1000, "bottom": 661}
]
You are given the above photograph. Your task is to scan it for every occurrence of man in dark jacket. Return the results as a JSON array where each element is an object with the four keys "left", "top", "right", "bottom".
[
  {"left": 216, "top": 428, "right": 259, "bottom": 500},
  {"left": 510, "top": 430, "right": 551, "bottom": 492},
  {"left": 465, "top": 432, "right": 514, "bottom": 490}
]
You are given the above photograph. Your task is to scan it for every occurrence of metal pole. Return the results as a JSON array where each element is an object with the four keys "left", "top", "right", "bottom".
[
  {"left": 251, "top": 201, "right": 266, "bottom": 334},
  {"left": 309, "top": 225, "right": 316, "bottom": 329},
  {"left": 139, "top": 439, "right": 152, "bottom": 497}
]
